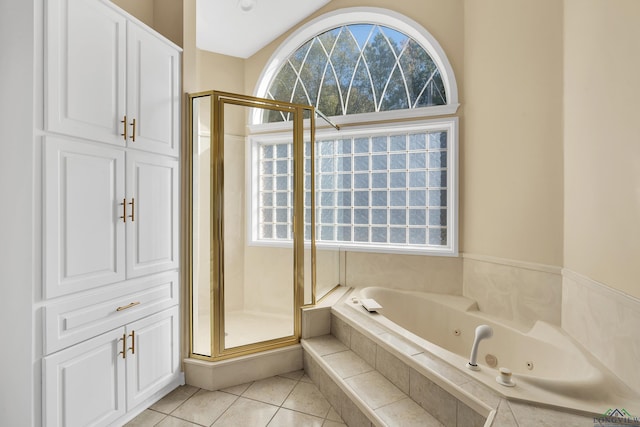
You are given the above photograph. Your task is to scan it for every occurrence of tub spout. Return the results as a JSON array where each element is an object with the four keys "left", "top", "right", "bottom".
[{"left": 466, "top": 325, "right": 493, "bottom": 371}]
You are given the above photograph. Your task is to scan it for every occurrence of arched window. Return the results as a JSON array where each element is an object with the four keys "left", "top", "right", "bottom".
[
  {"left": 249, "top": 8, "right": 459, "bottom": 255},
  {"left": 263, "top": 23, "right": 446, "bottom": 123}
]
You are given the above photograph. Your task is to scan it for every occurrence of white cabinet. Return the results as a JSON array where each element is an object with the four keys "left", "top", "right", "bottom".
[
  {"left": 44, "top": 271, "right": 179, "bottom": 354},
  {"left": 126, "top": 22, "right": 181, "bottom": 156},
  {"left": 125, "top": 307, "right": 180, "bottom": 409},
  {"left": 43, "top": 328, "right": 127, "bottom": 427},
  {"left": 126, "top": 151, "right": 180, "bottom": 279},
  {"left": 44, "top": 137, "right": 179, "bottom": 298},
  {"left": 43, "top": 137, "right": 125, "bottom": 298},
  {"left": 46, "top": 0, "right": 180, "bottom": 156},
  {"left": 45, "top": 0, "right": 126, "bottom": 147},
  {"left": 44, "top": 307, "right": 180, "bottom": 427},
  {"left": 42, "top": 1, "right": 182, "bottom": 425}
]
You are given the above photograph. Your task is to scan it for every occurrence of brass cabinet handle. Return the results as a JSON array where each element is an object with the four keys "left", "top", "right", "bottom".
[
  {"left": 120, "top": 116, "right": 127, "bottom": 141},
  {"left": 118, "top": 333, "right": 126, "bottom": 359},
  {"left": 128, "top": 198, "right": 135, "bottom": 222},
  {"left": 128, "top": 330, "right": 135, "bottom": 355},
  {"left": 119, "top": 198, "right": 127, "bottom": 223},
  {"left": 116, "top": 301, "right": 140, "bottom": 312},
  {"left": 130, "top": 118, "right": 136, "bottom": 142}
]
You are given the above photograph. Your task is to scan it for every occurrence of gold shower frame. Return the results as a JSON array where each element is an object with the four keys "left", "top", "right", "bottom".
[{"left": 186, "top": 90, "right": 316, "bottom": 361}]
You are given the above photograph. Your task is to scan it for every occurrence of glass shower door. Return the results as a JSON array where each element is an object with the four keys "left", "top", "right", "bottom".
[
  {"left": 220, "top": 101, "right": 295, "bottom": 351},
  {"left": 190, "top": 93, "right": 212, "bottom": 357},
  {"left": 188, "top": 91, "right": 316, "bottom": 361}
]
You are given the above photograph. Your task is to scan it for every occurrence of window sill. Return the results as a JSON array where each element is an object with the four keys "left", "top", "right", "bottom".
[{"left": 246, "top": 239, "right": 458, "bottom": 257}]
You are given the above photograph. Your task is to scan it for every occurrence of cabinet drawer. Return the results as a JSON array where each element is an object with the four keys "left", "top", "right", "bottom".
[{"left": 44, "top": 271, "right": 178, "bottom": 354}]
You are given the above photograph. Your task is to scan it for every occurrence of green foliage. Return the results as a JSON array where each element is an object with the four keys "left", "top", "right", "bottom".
[{"left": 264, "top": 24, "right": 446, "bottom": 123}]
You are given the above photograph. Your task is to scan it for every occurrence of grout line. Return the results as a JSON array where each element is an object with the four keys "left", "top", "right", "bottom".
[
  {"left": 279, "top": 374, "right": 302, "bottom": 408},
  {"left": 164, "top": 387, "right": 204, "bottom": 416},
  {"left": 504, "top": 400, "right": 521, "bottom": 427},
  {"left": 208, "top": 392, "right": 242, "bottom": 426},
  {"left": 144, "top": 371, "right": 349, "bottom": 427}
]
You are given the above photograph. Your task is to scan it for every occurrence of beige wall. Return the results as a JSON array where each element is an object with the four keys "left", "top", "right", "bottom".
[
  {"left": 244, "top": 0, "right": 464, "bottom": 97},
  {"left": 563, "top": 0, "right": 640, "bottom": 299},
  {"left": 462, "top": 0, "right": 564, "bottom": 267},
  {"left": 243, "top": 0, "right": 467, "bottom": 292},
  {"left": 111, "top": 0, "right": 154, "bottom": 27},
  {"left": 186, "top": 0, "right": 640, "bottom": 303},
  {"left": 154, "top": 0, "right": 183, "bottom": 47},
  {"left": 111, "top": 0, "right": 183, "bottom": 46}
]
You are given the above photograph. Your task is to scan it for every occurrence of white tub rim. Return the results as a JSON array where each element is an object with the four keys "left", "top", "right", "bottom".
[{"left": 336, "top": 286, "right": 640, "bottom": 417}]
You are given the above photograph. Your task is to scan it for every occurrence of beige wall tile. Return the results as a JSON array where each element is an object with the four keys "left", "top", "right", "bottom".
[
  {"left": 331, "top": 315, "right": 352, "bottom": 347},
  {"left": 323, "top": 351, "right": 373, "bottom": 379},
  {"left": 409, "top": 368, "right": 457, "bottom": 426},
  {"left": 345, "top": 371, "right": 405, "bottom": 410},
  {"left": 375, "top": 398, "right": 443, "bottom": 427},
  {"left": 456, "top": 402, "right": 485, "bottom": 427},
  {"left": 375, "top": 346, "right": 410, "bottom": 394},
  {"left": 350, "top": 329, "right": 377, "bottom": 367}
]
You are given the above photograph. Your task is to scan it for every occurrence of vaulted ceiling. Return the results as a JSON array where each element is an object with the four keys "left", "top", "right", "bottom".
[{"left": 196, "top": 0, "right": 331, "bottom": 58}]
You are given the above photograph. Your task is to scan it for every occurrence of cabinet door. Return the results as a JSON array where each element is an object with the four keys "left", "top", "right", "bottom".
[
  {"left": 126, "top": 21, "right": 180, "bottom": 156},
  {"left": 44, "top": 328, "right": 127, "bottom": 427},
  {"left": 46, "top": 0, "right": 126, "bottom": 145},
  {"left": 126, "top": 306, "right": 180, "bottom": 409},
  {"left": 44, "top": 137, "right": 126, "bottom": 298},
  {"left": 44, "top": 271, "right": 180, "bottom": 354},
  {"left": 126, "top": 152, "right": 179, "bottom": 278}
]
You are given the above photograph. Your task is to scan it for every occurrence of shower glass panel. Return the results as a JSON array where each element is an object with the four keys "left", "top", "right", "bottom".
[
  {"left": 303, "top": 119, "right": 315, "bottom": 306},
  {"left": 188, "top": 91, "right": 316, "bottom": 361},
  {"left": 222, "top": 103, "right": 294, "bottom": 350},
  {"left": 190, "top": 94, "right": 212, "bottom": 357}
]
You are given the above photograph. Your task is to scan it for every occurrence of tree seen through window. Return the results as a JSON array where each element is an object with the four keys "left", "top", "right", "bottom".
[{"left": 264, "top": 24, "right": 446, "bottom": 123}]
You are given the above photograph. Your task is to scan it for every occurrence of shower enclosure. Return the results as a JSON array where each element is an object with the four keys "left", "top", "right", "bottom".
[{"left": 187, "top": 91, "right": 318, "bottom": 360}]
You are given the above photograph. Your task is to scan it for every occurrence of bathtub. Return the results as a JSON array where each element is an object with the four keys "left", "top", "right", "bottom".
[{"left": 344, "top": 286, "right": 640, "bottom": 415}]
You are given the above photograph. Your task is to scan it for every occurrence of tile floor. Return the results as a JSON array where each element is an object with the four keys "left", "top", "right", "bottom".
[{"left": 126, "top": 370, "right": 346, "bottom": 427}]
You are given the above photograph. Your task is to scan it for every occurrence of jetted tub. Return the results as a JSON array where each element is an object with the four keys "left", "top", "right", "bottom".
[{"left": 345, "top": 286, "right": 640, "bottom": 415}]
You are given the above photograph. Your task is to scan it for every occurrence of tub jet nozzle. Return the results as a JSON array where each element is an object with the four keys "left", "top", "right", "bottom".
[{"left": 466, "top": 324, "right": 493, "bottom": 371}]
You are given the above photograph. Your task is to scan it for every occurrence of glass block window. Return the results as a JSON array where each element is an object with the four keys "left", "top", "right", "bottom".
[
  {"left": 263, "top": 24, "right": 447, "bottom": 123},
  {"left": 257, "top": 142, "right": 294, "bottom": 240},
  {"left": 252, "top": 121, "right": 457, "bottom": 253}
]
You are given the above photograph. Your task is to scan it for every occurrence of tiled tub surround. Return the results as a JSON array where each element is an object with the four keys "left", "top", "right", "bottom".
[
  {"left": 462, "top": 255, "right": 562, "bottom": 328},
  {"left": 306, "top": 300, "right": 602, "bottom": 426},
  {"left": 349, "top": 287, "right": 640, "bottom": 415},
  {"left": 303, "top": 333, "right": 487, "bottom": 427},
  {"left": 462, "top": 255, "right": 640, "bottom": 402},
  {"left": 346, "top": 287, "right": 640, "bottom": 414},
  {"left": 562, "top": 269, "right": 640, "bottom": 397}
]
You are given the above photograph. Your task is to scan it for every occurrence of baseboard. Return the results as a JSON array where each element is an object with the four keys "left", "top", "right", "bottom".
[{"left": 183, "top": 344, "right": 303, "bottom": 391}]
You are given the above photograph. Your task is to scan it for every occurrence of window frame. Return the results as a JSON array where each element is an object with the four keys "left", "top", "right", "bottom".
[
  {"left": 248, "top": 7, "right": 460, "bottom": 256},
  {"left": 247, "top": 118, "right": 458, "bottom": 256},
  {"left": 249, "top": 7, "right": 459, "bottom": 133}
]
